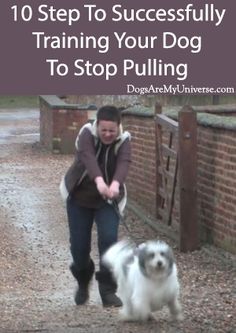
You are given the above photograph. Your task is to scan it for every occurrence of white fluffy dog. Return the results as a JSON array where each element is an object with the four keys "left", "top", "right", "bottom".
[{"left": 102, "top": 239, "right": 183, "bottom": 322}]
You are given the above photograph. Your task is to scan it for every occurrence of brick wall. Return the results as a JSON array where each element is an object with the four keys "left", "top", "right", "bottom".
[
  {"left": 164, "top": 106, "right": 236, "bottom": 252},
  {"left": 122, "top": 107, "right": 157, "bottom": 217},
  {"left": 122, "top": 105, "right": 236, "bottom": 253},
  {"left": 39, "top": 95, "right": 97, "bottom": 154},
  {"left": 197, "top": 126, "right": 236, "bottom": 252},
  {"left": 40, "top": 97, "right": 53, "bottom": 150}
]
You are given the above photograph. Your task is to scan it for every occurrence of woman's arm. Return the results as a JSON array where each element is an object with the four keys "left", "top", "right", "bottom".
[
  {"left": 77, "top": 127, "right": 103, "bottom": 180},
  {"left": 112, "top": 138, "right": 132, "bottom": 184}
]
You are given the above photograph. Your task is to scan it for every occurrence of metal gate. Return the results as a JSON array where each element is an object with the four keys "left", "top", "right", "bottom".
[{"left": 155, "top": 104, "right": 199, "bottom": 252}]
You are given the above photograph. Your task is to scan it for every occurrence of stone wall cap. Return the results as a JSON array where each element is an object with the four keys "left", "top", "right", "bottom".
[
  {"left": 164, "top": 105, "right": 236, "bottom": 131},
  {"left": 40, "top": 95, "right": 97, "bottom": 111},
  {"left": 122, "top": 104, "right": 154, "bottom": 117}
]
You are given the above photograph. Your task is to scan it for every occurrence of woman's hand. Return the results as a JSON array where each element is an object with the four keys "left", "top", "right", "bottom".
[
  {"left": 95, "top": 177, "right": 110, "bottom": 198},
  {"left": 108, "top": 180, "right": 120, "bottom": 199}
]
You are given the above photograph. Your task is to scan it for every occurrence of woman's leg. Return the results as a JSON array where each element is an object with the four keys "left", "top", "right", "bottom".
[
  {"left": 66, "top": 197, "right": 94, "bottom": 270},
  {"left": 95, "top": 202, "right": 120, "bottom": 264},
  {"left": 66, "top": 197, "right": 95, "bottom": 305},
  {"left": 95, "top": 202, "right": 122, "bottom": 307}
]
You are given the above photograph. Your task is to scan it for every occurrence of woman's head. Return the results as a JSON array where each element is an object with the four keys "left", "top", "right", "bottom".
[
  {"left": 96, "top": 106, "right": 121, "bottom": 145},
  {"left": 97, "top": 105, "right": 121, "bottom": 124}
]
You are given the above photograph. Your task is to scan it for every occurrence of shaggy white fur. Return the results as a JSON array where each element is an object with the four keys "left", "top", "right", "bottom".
[{"left": 102, "top": 239, "right": 183, "bottom": 322}]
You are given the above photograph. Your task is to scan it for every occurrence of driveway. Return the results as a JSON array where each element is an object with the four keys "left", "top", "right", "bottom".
[{"left": 0, "top": 108, "right": 235, "bottom": 333}]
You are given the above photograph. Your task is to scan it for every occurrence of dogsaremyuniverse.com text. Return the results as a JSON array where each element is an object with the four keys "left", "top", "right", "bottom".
[{"left": 126, "top": 84, "right": 235, "bottom": 95}]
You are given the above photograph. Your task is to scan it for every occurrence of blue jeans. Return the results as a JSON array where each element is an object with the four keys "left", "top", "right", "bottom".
[{"left": 66, "top": 197, "right": 120, "bottom": 271}]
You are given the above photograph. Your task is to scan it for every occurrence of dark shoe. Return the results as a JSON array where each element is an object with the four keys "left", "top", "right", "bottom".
[
  {"left": 70, "top": 260, "right": 95, "bottom": 305},
  {"left": 74, "top": 286, "right": 88, "bottom": 305},
  {"left": 99, "top": 292, "right": 122, "bottom": 307},
  {"left": 95, "top": 271, "right": 122, "bottom": 307}
]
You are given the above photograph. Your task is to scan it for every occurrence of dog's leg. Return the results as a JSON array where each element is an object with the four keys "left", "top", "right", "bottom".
[
  {"left": 168, "top": 297, "right": 183, "bottom": 321},
  {"left": 131, "top": 297, "right": 152, "bottom": 321},
  {"left": 119, "top": 307, "right": 133, "bottom": 321},
  {"left": 119, "top": 296, "right": 151, "bottom": 322},
  {"left": 119, "top": 298, "right": 134, "bottom": 321}
]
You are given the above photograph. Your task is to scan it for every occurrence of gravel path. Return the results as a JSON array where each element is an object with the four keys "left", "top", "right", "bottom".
[{"left": 0, "top": 109, "right": 235, "bottom": 333}]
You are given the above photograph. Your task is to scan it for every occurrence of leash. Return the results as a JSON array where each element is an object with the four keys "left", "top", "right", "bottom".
[{"left": 107, "top": 199, "right": 141, "bottom": 244}]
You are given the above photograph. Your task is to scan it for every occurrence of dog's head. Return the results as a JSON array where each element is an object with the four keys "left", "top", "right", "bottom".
[{"left": 137, "top": 240, "right": 175, "bottom": 279}]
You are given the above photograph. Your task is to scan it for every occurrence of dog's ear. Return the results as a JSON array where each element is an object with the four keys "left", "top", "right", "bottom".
[
  {"left": 134, "top": 242, "right": 146, "bottom": 257},
  {"left": 137, "top": 245, "right": 149, "bottom": 277}
]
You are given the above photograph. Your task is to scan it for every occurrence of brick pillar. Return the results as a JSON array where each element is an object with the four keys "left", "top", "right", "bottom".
[{"left": 39, "top": 95, "right": 97, "bottom": 154}]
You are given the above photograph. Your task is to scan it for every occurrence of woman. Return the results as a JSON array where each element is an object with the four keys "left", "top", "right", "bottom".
[{"left": 60, "top": 105, "right": 131, "bottom": 307}]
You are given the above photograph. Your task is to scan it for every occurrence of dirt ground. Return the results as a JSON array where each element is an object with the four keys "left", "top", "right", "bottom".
[{"left": 0, "top": 108, "right": 235, "bottom": 333}]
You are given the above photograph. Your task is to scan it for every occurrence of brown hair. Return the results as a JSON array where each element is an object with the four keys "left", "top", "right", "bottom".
[{"left": 97, "top": 105, "right": 121, "bottom": 125}]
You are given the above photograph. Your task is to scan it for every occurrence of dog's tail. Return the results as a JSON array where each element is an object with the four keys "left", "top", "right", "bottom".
[{"left": 102, "top": 239, "right": 135, "bottom": 278}]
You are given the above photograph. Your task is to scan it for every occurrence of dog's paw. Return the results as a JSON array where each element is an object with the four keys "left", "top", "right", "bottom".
[
  {"left": 119, "top": 308, "right": 155, "bottom": 322},
  {"left": 119, "top": 309, "right": 135, "bottom": 322}
]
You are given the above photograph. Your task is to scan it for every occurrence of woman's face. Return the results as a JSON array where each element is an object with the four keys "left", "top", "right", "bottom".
[{"left": 97, "top": 120, "right": 119, "bottom": 145}]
